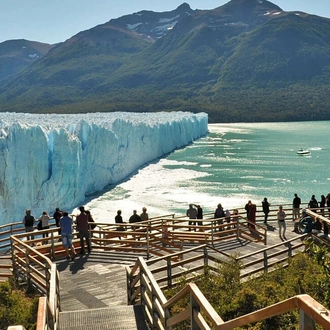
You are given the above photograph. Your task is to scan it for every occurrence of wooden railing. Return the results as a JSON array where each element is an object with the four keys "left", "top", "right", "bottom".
[
  {"left": 127, "top": 234, "right": 307, "bottom": 299},
  {"left": 127, "top": 254, "right": 330, "bottom": 329},
  {"left": 3, "top": 206, "right": 330, "bottom": 330},
  {"left": 10, "top": 236, "right": 60, "bottom": 330}
]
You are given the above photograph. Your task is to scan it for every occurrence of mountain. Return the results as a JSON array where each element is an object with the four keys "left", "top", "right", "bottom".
[
  {"left": 1, "top": 0, "right": 330, "bottom": 122},
  {"left": 0, "top": 39, "right": 54, "bottom": 82},
  {"left": 110, "top": 3, "right": 197, "bottom": 39}
]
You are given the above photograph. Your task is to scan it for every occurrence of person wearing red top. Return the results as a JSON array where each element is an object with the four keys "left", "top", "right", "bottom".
[{"left": 76, "top": 206, "right": 91, "bottom": 255}]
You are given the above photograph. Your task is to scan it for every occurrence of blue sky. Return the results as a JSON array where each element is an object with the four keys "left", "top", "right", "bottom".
[{"left": 0, "top": 0, "right": 329, "bottom": 44}]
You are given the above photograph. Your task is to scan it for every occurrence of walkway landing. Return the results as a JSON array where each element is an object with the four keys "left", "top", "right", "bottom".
[
  {"left": 59, "top": 305, "right": 148, "bottom": 330},
  {"left": 55, "top": 220, "right": 306, "bottom": 329}
]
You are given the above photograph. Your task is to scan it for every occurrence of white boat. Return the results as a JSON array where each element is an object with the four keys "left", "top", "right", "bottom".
[{"left": 297, "top": 148, "right": 310, "bottom": 155}]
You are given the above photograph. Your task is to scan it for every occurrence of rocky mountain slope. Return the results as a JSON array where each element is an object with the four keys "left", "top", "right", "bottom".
[
  {"left": 1, "top": 0, "right": 330, "bottom": 122},
  {"left": 0, "top": 39, "right": 54, "bottom": 81}
]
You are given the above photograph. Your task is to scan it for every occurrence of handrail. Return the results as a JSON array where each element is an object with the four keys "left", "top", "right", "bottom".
[
  {"left": 10, "top": 235, "right": 60, "bottom": 330},
  {"left": 127, "top": 246, "right": 330, "bottom": 330},
  {"left": 3, "top": 206, "right": 330, "bottom": 330},
  {"left": 164, "top": 282, "right": 224, "bottom": 327},
  {"left": 215, "top": 294, "right": 330, "bottom": 330}
]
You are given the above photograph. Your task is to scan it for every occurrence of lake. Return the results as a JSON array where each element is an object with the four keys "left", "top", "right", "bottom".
[{"left": 84, "top": 121, "right": 330, "bottom": 223}]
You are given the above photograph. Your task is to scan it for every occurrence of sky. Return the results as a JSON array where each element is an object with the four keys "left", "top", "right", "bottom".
[{"left": 0, "top": 0, "right": 329, "bottom": 45}]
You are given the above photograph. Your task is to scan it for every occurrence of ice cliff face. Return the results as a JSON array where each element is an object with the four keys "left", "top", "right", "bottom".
[{"left": 0, "top": 112, "right": 208, "bottom": 224}]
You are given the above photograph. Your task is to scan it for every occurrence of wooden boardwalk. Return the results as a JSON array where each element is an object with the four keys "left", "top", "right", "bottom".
[
  {"left": 56, "top": 220, "right": 302, "bottom": 314},
  {"left": 2, "top": 218, "right": 315, "bottom": 329}
]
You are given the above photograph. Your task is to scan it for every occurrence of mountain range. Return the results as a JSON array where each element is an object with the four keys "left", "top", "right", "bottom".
[{"left": 1, "top": 0, "right": 330, "bottom": 122}]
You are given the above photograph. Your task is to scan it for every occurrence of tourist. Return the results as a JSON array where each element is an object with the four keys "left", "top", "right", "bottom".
[
  {"left": 262, "top": 197, "right": 270, "bottom": 223},
  {"left": 85, "top": 210, "right": 96, "bottom": 237},
  {"left": 140, "top": 207, "right": 149, "bottom": 232},
  {"left": 115, "top": 210, "right": 124, "bottom": 227},
  {"left": 299, "top": 209, "right": 314, "bottom": 234},
  {"left": 193, "top": 204, "right": 203, "bottom": 229},
  {"left": 245, "top": 200, "right": 251, "bottom": 218},
  {"left": 187, "top": 204, "right": 197, "bottom": 231},
  {"left": 292, "top": 193, "right": 301, "bottom": 220},
  {"left": 76, "top": 206, "right": 91, "bottom": 255},
  {"left": 38, "top": 211, "right": 51, "bottom": 240},
  {"left": 320, "top": 195, "right": 326, "bottom": 215},
  {"left": 225, "top": 209, "right": 231, "bottom": 230},
  {"left": 247, "top": 201, "right": 256, "bottom": 230},
  {"left": 277, "top": 205, "right": 286, "bottom": 239},
  {"left": 232, "top": 209, "right": 239, "bottom": 228},
  {"left": 129, "top": 210, "right": 141, "bottom": 230},
  {"left": 326, "top": 193, "right": 330, "bottom": 213},
  {"left": 214, "top": 203, "right": 225, "bottom": 231},
  {"left": 60, "top": 211, "right": 76, "bottom": 260},
  {"left": 140, "top": 207, "right": 149, "bottom": 222},
  {"left": 308, "top": 195, "right": 318, "bottom": 211},
  {"left": 115, "top": 210, "right": 125, "bottom": 239},
  {"left": 53, "top": 207, "right": 62, "bottom": 236},
  {"left": 22, "top": 209, "right": 36, "bottom": 241}
]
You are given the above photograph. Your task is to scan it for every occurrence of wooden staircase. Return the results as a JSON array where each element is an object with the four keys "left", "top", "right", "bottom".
[{"left": 0, "top": 253, "right": 12, "bottom": 282}]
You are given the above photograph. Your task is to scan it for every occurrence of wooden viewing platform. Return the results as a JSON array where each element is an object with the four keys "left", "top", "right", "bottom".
[{"left": 2, "top": 205, "right": 330, "bottom": 329}]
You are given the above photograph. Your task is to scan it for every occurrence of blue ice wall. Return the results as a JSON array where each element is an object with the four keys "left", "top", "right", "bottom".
[{"left": 0, "top": 112, "right": 208, "bottom": 224}]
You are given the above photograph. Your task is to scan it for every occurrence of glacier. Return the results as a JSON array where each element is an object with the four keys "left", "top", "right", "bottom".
[{"left": 0, "top": 112, "right": 208, "bottom": 225}]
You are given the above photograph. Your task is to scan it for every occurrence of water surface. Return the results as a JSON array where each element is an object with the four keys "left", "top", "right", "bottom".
[{"left": 85, "top": 122, "right": 330, "bottom": 222}]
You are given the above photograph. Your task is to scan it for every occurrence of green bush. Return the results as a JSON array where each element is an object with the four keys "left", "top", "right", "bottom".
[{"left": 0, "top": 279, "right": 39, "bottom": 330}]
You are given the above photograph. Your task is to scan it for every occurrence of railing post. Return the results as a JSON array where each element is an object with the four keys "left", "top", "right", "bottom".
[
  {"left": 140, "top": 268, "right": 145, "bottom": 307},
  {"left": 50, "top": 232, "right": 55, "bottom": 260},
  {"left": 46, "top": 264, "right": 51, "bottom": 295},
  {"left": 211, "top": 220, "right": 214, "bottom": 246},
  {"left": 203, "top": 246, "right": 208, "bottom": 270},
  {"left": 299, "top": 308, "right": 316, "bottom": 330},
  {"left": 236, "top": 219, "right": 240, "bottom": 239},
  {"left": 164, "top": 306, "right": 171, "bottom": 330},
  {"left": 263, "top": 251, "right": 268, "bottom": 273},
  {"left": 288, "top": 243, "right": 292, "bottom": 259},
  {"left": 147, "top": 230, "right": 150, "bottom": 260},
  {"left": 11, "top": 238, "right": 18, "bottom": 282},
  {"left": 167, "top": 257, "right": 172, "bottom": 288},
  {"left": 126, "top": 268, "right": 132, "bottom": 305},
  {"left": 25, "top": 249, "right": 32, "bottom": 291},
  {"left": 191, "top": 292, "right": 201, "bottom": 330},
  {"left": 151, "top": 285, "right": 158, "bottom": 329}
]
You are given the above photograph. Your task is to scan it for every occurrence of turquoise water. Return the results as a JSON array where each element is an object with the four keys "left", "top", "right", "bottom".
[{"left": 86, "top": 121, "right": 330, "bottom": 222}]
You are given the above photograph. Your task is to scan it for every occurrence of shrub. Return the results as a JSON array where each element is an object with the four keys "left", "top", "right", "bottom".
[{"left": 0, "top": 279, "right": 39, "bottom": 330}]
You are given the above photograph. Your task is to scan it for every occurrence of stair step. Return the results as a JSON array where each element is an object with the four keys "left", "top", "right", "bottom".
[{"left": 59, "top": 305, "right": 149, "bottom": 330}]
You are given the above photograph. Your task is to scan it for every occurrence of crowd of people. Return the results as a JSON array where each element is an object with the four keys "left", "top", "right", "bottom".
[
  {"left": 21, "top": 193, "right": 330, "bottom": 257},
  {"left": 262, "top": 193, "right": 330, "bottom": 239},
  {"left": 22, "top": 206, "right": 151, "bottom": 259},
  {"left": 184, "top": 193, "right": 330, "bottom": 240},
  {"left": 22, "top": 205, "right": 97, "bottom": 260}
]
